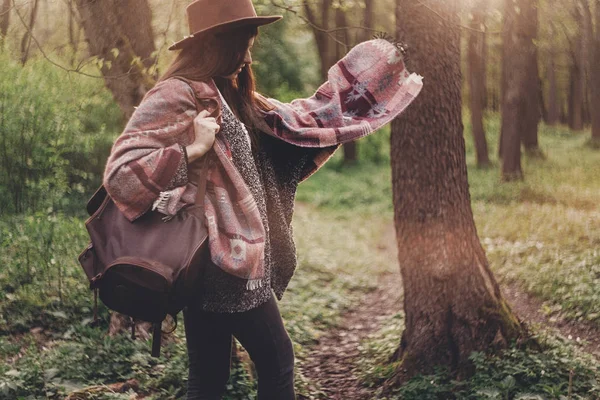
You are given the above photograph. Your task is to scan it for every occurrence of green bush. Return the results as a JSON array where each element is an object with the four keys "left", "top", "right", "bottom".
[{"left": 0, "top": 53, "right": 122, "bottom": 215}]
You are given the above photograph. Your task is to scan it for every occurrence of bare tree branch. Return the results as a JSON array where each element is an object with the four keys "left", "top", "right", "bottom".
[{"left": 12, "top": 0, "right": 139, "bottom": 80}]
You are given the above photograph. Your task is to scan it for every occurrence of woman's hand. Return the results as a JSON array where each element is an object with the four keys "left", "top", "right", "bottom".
[{"left": 186, "top": 109, "right": 220, "bottom": 162}]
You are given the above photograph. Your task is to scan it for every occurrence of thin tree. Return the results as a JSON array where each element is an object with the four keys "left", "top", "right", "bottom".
[
  {"left": 75, "top": 0, "right": 158, "bottom": 119},
  {"left": 545, "top": 10, "right": 560, "bottom": 126},
  {"left": 66, "top": 0, "right": 81, "bottom": 65},
  {"left": 520, "top": 1, "right": 542, "bottom": 156},
  {"left": 592, "top": 0, "right": 600, "bottom": 142},
  {"left": 501, "top": 0, "right": 538, "bottom": 180},
  {"left": 389, "top": 0, "right": 526, "bottom": 380},
  {"left": 335, "top": 3, "right": 358, "bottom": 164},
  {"left": 0, "top": 0, "right": 10, "bottom": 49},
  {"left": 467, "top": 0, "right": 490, "bottom": 168},
  {"left": 19, "top": 0, "right": 40, "bottom": 65},
  {"left": 304, "top": 0, "right": 334, "bottom": 81},
  {"left": 581, "top": 0, "right": 600, "bottom": 142},
  {"left": 568, "top": 1, "right": 585, "bottom": 131}
]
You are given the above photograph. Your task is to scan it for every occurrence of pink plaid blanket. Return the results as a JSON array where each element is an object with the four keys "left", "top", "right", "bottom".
[{"left": 104, "top": 39, "right": 423, "bottom": 286}]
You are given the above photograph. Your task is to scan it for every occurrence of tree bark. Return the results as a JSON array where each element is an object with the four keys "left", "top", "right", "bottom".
[
  {"left": 467, "top": 0, "right": 490, "bottom": 168},
  {"left": 546, "top": 45, "right": 559, "bottom": 125},
  {"left": 390, "top": 0, "right": 525, "bottom": 380},
  {"left": 334, "top": 3, "right": 358, "bottom": 164},
  {"left": 304, "top": 0, "right": 334, "bottom": 81},
  {"left": 0, "top": 0, "right": 10, "bottom": 47},
  {"left": 520, "top": 4, "right": 541, "bottom": 155},
  {"left": 589, "top": 0, "right": 600, "bottom": 141},
  {"left": 361, "top": 0, "right": 374, "bottom": 42},
  {"left": 569, "top": 62, "right": 585, "bottom": 131},
  {"left": 67, "top": 0, "right": 81, "bottom": 65},
  {"left": 19, "top": 0, "right": 40, "bottom": 65},
  {"left": 568, "top": 2, "right": 585, "bottom": 132},
  {"left": 75, "top": 0, "right": 157, "bottom": 119},
  {"left": 501, "top": 0, "right": 538, "bottom": 180}
]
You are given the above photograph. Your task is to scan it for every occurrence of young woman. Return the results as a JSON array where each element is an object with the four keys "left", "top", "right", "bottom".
[{"left": 103, "top": 0, "right": 422, "bottom": 398}]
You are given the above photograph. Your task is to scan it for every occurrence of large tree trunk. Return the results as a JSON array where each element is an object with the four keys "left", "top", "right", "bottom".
[
  {"left": 390, "top": 0, "right": 525, "bottom": 380},
  {"left": 19, "top": 0, "right": 40, "bottom": 65},
  {"left": 501, "top": 0, "right": 538, "bottom": 180},
  {"left": 75, "top": 0, "right": 157, "bottom": 119},
  {"left": 76, "top": 0, "right": 157, "bottom": 335},
  {"left": 467, "top": 0, "right": 490, "bottom": 168}
]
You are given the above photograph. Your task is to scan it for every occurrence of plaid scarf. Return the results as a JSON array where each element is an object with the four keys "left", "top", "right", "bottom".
[{"left": 103, "top": 39, "right": 423, "bottom": 288}]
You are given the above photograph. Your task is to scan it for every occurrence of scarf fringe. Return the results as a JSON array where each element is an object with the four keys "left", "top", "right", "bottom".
[
  {"left": 152, "top": 191, "right": 171, "bottom": 213},
  {"left": 246, "top": 279, "right": 263, "bottom": 291}
]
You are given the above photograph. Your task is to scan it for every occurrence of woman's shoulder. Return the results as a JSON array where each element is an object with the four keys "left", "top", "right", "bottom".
[{"left": 153, "top": 77, "right": 219, "bottom": 102}]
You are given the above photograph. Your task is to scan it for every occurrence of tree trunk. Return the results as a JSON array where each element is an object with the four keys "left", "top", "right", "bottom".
[
  {"left": 0, "top": 0, "right": 10, "bottom": 48},
  {"left": 501, "top": 0, "right": 537, "bottom": 180},
  {"left": 390, "top": 0, "right": 525, "bottom": 380},
  {"left": 590, "top": 0, "right": 600, "bottom": 141},
  {"left": 467, "top": 1, "right": 490, "bottom": 168},
  {"left": 334, "top": 4, "right": 358, "bottom": 164},
  {"left": 520, "top": 4, "right": 541, "bottom": 155},
  {"left": 569, "top": 3, "right": 585, "bottom": 132},
  {"left": 76, "top": 0, "right": 157, "bottom": 334},
  {"left": 361, "top": 0, "right": 374, "bottom": 42},
  {"left": 75, "top": 0, "right": 157, "bottom": 119},
  {"left": 67, "top": 0, "right": 81, "bottom": 65},
  {"left": 19, "top": 0, "right": 40, "bottom": 65},
  {"left": 304, "top": 0, "right": 333, "bottom": 81},
  {"left": 569, "top": 62, "right": 585, "bottom": 131},
  {"left": 546, "top": 48, "right": 559, "bottom": 125}
]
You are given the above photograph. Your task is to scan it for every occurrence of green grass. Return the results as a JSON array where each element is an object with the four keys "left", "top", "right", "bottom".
[{"left": 0, "top": 205, "right": 392, "bottom": 399}]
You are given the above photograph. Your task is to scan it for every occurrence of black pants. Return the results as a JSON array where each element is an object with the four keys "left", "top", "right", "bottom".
[{"left": 183, "top": 295, "right": 296, "bottom": 400}]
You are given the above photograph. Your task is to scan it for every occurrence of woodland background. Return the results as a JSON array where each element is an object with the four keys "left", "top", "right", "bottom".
[{"left": 0, "top": 0, "right": 599, "bottom": 399}]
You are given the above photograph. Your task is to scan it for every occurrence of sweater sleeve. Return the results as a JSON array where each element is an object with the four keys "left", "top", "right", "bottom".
[{"left": 103, "top": 79, "right": 198, "bottom": 221}]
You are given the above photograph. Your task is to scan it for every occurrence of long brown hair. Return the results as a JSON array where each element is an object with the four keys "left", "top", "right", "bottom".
[{"left": 159, "top": 26, "right": 271, "bottom": 149}]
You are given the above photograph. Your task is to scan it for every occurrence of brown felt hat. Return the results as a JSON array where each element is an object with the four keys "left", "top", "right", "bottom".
[{"left": 168, "top": 0, "right": 282, "bottom": 51}]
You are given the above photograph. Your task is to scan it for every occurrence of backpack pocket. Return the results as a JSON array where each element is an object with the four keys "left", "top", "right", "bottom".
[{"left": 97, "top": 257, "right": 174, "bottom": 323}]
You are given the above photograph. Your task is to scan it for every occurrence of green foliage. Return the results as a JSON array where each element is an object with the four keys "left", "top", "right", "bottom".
[
  {"left": 0, "top": 53, "right": 122, "bottom": 215},
  {"left": 0, "top": 204, "right": 392, "bottom": 398},
  {"left": 359, "top": 314, "right": 600, "bottom": 399},
  {"left": 252, "top": 8, "right": 320, "bottom": 101},
  {"left": 0, "top": 213, "right": 103, "bottom": 335}
]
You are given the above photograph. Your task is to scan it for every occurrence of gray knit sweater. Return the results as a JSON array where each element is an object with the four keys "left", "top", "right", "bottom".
[{"left": 190, "top": 95, "right": 321, "bottom": 313}]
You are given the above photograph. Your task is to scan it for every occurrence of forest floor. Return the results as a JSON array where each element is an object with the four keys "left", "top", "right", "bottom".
[{"left": 300, "top": 222, "right": 600, "bottom": 399}]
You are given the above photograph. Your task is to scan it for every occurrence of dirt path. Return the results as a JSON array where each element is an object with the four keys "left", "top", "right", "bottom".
[
  {"left": 300, "top": 224, "right": 401, "bottom": 400},
  {"left": 300, "top": 223, "right": 600, "bottom": 399},
  {"left": 300, "top": 271, "right": 402, "bottom": 400}
]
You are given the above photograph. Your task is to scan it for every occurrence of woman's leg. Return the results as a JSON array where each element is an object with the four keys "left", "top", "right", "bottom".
[
  {"left": 183, "top": 306, "right": 232, "bottom": 400},
  {"left": 231, "top": 295, "right": 296, "bottom": 400}
]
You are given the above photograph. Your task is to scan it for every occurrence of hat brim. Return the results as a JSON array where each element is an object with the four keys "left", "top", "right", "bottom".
[{"left": 168, "top": 16, "right": 282, "bottom": 51}]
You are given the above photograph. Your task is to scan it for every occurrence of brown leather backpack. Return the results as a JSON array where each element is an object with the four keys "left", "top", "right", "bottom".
[
  {"left": 78, "top": 161, "right": 209, "bottom": 356},
  {"left": 78, "top": 77, "right": 216, "bottom": 357}
]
